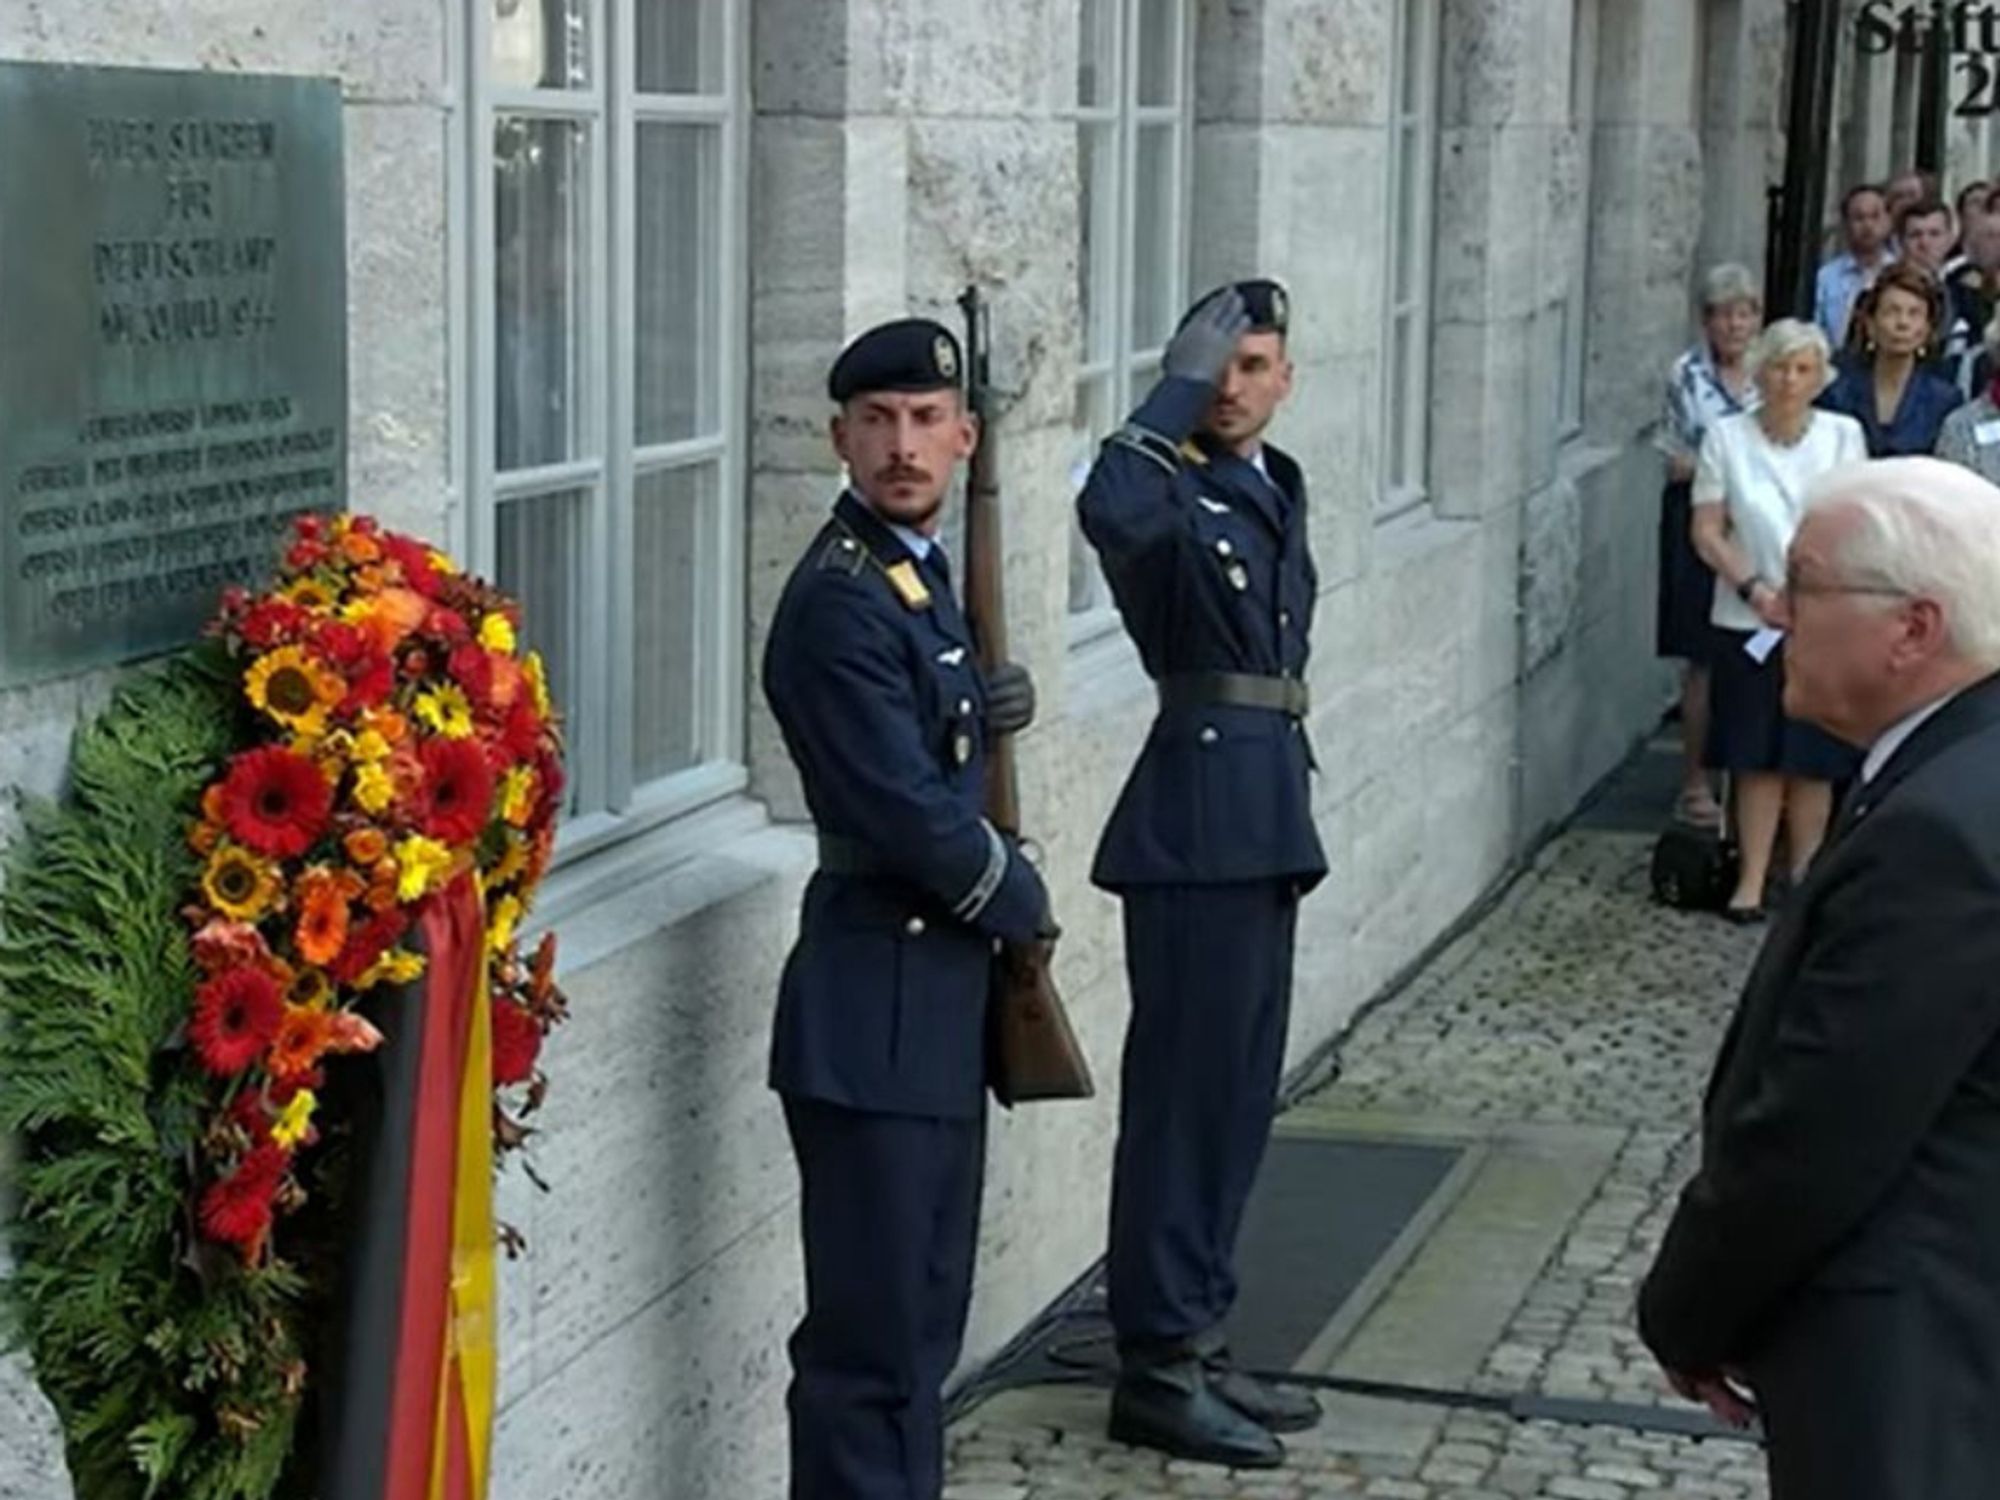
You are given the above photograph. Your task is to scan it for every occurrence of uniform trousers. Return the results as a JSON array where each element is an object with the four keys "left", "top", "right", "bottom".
[
  {"left": 783, "top": 1096, "right": 984, "bottom": 1500},
  {"left": 1107, "top": 880, "right": 1298, "bottom": 1350}
]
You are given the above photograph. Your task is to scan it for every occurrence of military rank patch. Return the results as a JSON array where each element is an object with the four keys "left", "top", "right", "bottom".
[{"left": 883, "top": 559, "right": 933, "bottom": 610}]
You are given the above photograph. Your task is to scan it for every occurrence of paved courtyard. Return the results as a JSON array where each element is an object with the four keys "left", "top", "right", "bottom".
[{"left": 944, "top": 743, "right": 1775, "bottom": 1499}]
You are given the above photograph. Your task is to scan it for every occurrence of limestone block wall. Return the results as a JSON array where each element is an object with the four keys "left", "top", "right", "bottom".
[{"left": 0, "top": 0, "right": 1730, "bottom": 1494}]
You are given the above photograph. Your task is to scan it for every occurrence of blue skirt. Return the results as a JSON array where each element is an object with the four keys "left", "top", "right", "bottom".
[
  {"left": 1656, "top": 480, "right": 1723, "bottom": 662},
  {"left": 1706, "top": 632, "right": 1860, "bottom": 780}
]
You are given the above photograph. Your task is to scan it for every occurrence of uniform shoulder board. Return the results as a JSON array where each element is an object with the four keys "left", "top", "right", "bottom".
[
  {"left": 1179, "top": 440, "right": 1210, "bottom": 466},
  {"left": 816, "top": 532, "right": 868, "bottom": 575}
]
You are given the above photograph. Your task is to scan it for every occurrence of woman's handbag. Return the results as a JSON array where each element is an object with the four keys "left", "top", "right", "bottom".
[{"left": 1649, "top": 820, "right": 1740, "bottom": 911}]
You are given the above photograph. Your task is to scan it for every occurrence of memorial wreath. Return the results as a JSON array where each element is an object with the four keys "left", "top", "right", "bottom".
[{"left": 0, "top": 511, "right": 567, "bottom": 1499}]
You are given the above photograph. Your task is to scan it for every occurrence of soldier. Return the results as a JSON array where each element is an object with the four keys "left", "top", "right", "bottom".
[
  {"left": 1077, "top": 281, "right": 1328, "bottom": 1468},
  {"left": 762, "top": 317, "right": 1051, "bottom": 1500}
]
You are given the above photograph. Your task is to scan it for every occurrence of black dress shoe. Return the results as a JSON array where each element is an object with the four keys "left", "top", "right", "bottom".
[
  {"left": 1108, "top": 1358, "right": 1285, "bottom": 1469},
  {"left": 1205, "top": 1363, "right": 1322, "bottom": 1433},
  {"left": 1722, "top": 904, "right": 1766, "bottom": 926}
]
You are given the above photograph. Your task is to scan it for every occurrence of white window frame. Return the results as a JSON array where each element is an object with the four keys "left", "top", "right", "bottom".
[
  {"left": 1558, "top": 0, "right": 1599, "bottom": 439},
  {"left": 1379, "top": 0, "right": 1440, "bottom": 519},
  {"left": 1065, "top": 0, "right": 1194, "bottom": 646},
  {"left": 465, "top": 0, "right": 748, "bottom": 863}
]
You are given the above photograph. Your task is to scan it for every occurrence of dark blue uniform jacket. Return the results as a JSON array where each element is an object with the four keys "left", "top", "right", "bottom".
[
  {"left": 763, "top": 492, "right": 1047, "bottom": 1120},
  {"left": 1078, "top": 375, "right": 1328, "bottom": 894}
]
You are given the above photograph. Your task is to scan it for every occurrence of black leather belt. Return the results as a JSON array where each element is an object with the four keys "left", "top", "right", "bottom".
[
  {"left": 817, "top": 834, "right": 894, "bottom": 876},
  {"left": 1157, "top": 671, "right": 1310, "bottom": 719}
]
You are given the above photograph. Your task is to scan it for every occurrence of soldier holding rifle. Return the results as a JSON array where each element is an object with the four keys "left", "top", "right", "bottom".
[
  {"left": 762, "top": 317, "right": 1050, "bottom": 1500},
  {"left": 1078, "top": 280, "right": 1327, "bottom": 1468}
]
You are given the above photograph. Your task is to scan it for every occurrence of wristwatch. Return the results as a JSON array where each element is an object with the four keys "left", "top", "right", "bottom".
[{"left": 1735, "top": 575, "right": 1766, "bottom": 603}]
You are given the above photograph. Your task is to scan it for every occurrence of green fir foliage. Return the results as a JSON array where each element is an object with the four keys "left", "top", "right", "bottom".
[{"left": 0, "top": 656, "right": 305, "bottom": 1500}]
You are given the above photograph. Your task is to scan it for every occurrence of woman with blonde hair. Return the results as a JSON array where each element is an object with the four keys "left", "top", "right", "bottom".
[{"left": 1691, "top": 319, "right": 1866, "bottom": 921}]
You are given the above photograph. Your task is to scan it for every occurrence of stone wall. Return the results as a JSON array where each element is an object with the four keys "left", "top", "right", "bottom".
[{"left": 0, "top": 1, "right": 1721, "bottom": 1494}]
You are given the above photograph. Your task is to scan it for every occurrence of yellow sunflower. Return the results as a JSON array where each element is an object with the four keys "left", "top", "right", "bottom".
[
  {"left": 201, "top": 844, "right": 283, "bottom": 922},
  {"left": 286, "top": 967, "right": 333, "bottom": 1009},
  {"left": 413, "top": 684, "right": 475, "bottom": 740},
  {"left": 281, "top": 576, "right": 339, "bottom": 612},
  {"left": 488, "top": 831, "right": 529, "bottom": 887},
  {"left": 245, "top": 646, "right": 342, "bottom": 737}
]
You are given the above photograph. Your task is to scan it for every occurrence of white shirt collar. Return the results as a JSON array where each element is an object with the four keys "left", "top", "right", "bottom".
[{"left": 1862, "top": 691, "right": 1961, "bottom": 783}]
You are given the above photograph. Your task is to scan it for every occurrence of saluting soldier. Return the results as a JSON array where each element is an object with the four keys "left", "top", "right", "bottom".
[
  {"left": 1077, "top": 281, "right": 1328, "bottom": 1468},
  {"left": 762, "top": 318, "right": 1050, "bottom": 1500}
]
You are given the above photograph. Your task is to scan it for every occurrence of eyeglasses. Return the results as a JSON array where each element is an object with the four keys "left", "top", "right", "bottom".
[{"left": 1781, "top": 567, "right": 1912, "bottom": 602}]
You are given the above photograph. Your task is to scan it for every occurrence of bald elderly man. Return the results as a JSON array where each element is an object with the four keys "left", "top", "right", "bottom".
[{"left": 1640, "top": 457, "right": 2000, "bottom": 1498}]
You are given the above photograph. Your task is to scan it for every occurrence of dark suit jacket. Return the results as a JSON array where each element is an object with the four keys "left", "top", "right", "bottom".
[{"left": 1639, "top": 672, "right": 2000, "bottom": 1497}]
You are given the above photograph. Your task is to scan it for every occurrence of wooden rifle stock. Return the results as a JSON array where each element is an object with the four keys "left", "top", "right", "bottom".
[{"left": 957, "top": 286, "right": 1094, "bottom": 1106}]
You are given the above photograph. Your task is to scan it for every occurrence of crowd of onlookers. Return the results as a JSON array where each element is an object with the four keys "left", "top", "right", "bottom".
[{"left": 1656, "top": 167, "right": 2000, "bottom": 921}]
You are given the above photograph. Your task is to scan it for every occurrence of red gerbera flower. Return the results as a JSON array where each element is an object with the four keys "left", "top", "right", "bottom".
[
  {"left": 425, "top": 606, "right": 471, "bottom": 644},
  {"left": 220, "top": 747, "right": 333, "bottom": 859},
  {"left": 189, "top": 967, "right": 285, "bottom": 1076},
  {"left": 199, "top": 1142, "right": 289, "bottom": 1257},
  {"left": 378, "top": 532, "right": 443, "bottom": 598},
  {"left": 500, "top": 699, "right": 544, "bottom": 760},
  {"left": 239, "top": 597, "right": 308, "bottom": 650},
  {"left": 448, "top": 643, "right": 497, "bottom": 710},
  {"left": 329, "top": 908, "right": 411, "bottom": 986},
  {"left": 491, "top": 999, "right": 543, "bottom": 1087},
  {"left": 418, "top": 738, "right": 495, "bottom": 845}
]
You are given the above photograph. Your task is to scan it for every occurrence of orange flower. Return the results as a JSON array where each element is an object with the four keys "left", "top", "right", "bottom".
[
  {"left": 340, "top": 528, "right": 383, "bottom": 564},
  {"left": 375, "top": 587, "right": 430, "bottom": 642},
  {"left": 267, "top": 1004, "right": 336, "bottom": 1082},
  {"left": 344, "top": 826, "right": 389, "bottom": 865},
  {"left": 189, "top": 820, "right": 222, "bottom": 856},
  {"left": 293, "top": 881, "right": 349, "bottom": 967},
  {"left": 361, "top": 705, "right": 410, "bottom": 747},
  {"left": 202, "top": 784, "right": 228, "bottom": 825}
]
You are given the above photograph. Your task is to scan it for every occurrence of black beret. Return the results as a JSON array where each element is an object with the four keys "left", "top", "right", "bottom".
[
  {"left": 1178, "top": 277, "right": 1291, "bottom": 336},
  {"left": 827, "top": 318, "right": 964, "bottom": 403}
]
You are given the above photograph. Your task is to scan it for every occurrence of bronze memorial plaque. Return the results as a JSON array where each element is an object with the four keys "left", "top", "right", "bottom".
[{"left": 0, "top": 61, "right": 345, "bottom": 688}]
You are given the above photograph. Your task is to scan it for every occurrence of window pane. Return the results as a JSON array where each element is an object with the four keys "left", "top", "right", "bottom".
[
  {"left": 1131, "top": 122, "right": 1180, "bottom": 351},
  {"left": 496, "top": 487, "right": 591, "bottom": 815},
  {"left": 1078, "top": 123, "right": 1118, "bottom": 363},
  {"left": 490, "top": 0, "right": 591, "bottom": 90},
  {"left": 631, "top": 465, "right": 707, "bottom": 782},
  {"left": 1136, "top": 0, "right": 1178, "bottom": 107},
  {"left": 637, "top": 0, "right": 725, "bottom": 94},
  {"left": 1078, "top": 0, "right": 1116, "bottom": 107},
  {"left": 495, "top": 117, "right": 592, "bottom": 472},
  {"left": 635, "top": 123, "right": 721, "bottom": 447}
]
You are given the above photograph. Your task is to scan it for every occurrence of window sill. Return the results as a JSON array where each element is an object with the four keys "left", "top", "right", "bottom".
[{"left": 526, "top": 791, "right": 810, "bottom": 976}]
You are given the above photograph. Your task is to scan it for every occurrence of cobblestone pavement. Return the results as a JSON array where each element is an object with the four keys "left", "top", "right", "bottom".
[{"left": 945, "top": 767, "right": 1779, "bottom": 1499}]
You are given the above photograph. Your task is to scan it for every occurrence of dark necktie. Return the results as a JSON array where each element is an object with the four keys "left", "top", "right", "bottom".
[{"left": 921, "top": 545, "right": 954, "bottom": 603}]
